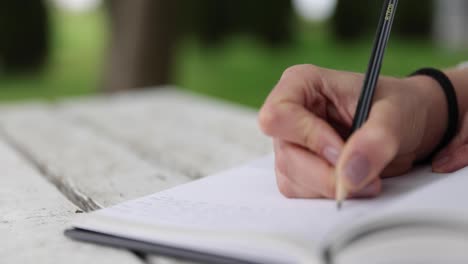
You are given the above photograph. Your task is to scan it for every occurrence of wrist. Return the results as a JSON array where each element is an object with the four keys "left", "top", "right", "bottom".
[
  {"left": 404, "top": 75, "right": 448, "bottom": 161},
  {"left": 444, "top": 69, "right": 468, "bottom": 124}
]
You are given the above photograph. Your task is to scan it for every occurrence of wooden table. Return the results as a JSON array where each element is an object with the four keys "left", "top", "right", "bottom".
[{"left": 0, "top": 88, "right": 272, "bottom": 263}]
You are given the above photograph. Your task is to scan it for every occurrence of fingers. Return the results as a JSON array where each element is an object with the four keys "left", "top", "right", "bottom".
[
  {"left": 335, "top": 101, "right": 400, "bottom": 194},
  {"left": 274, "top": 139, "right": 381, "bottom": 199},
  {"left": 262, "top": 65, "right": 420, "bottom": 199},
  {"left": 433, "top": 115, "right": 468, "bottom": 173},
  {"left": 259, "top": 65, "right": 344, "bottom": 165},
  {"left": 274, "top": 139, "right": 334, "bottom": 198},
  {"left": 432, "top": 144, "right": 468, "bottom": 173}
]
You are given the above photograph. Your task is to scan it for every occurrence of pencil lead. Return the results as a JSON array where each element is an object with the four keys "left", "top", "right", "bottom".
[
  {"left": 335, "top": 170, "right": 346, "bottom": 211},
  {"left": 336, "top": 200, "right": 342, "bottom": 211}
]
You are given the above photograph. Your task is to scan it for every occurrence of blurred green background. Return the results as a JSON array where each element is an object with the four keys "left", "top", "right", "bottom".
[{"left": 1, "top": 0, "right": 467, "bottom": 108}]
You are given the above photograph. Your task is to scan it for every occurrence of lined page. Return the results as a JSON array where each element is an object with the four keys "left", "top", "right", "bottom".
[{"left": 72, "top": 155, "right": 467, "bottom": 263}]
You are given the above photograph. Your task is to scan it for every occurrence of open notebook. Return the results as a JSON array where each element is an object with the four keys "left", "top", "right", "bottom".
[{"left": 66, "top": 155, "right": 468, "bottom": 264}]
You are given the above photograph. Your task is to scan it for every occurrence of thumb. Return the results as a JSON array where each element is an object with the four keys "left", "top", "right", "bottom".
[{"left": 336, "top": 103, "right": 400, "bottom": 194}]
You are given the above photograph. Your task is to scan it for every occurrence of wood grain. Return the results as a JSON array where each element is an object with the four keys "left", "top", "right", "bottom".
[
  {"left": 61, "top": 89, "right": 272, "bottom": 179},
  {"left": 0, "top": 105, "right": 189, "bottom": 209},
  {"left": 0, "top": 89, "right": 272, "bottom": 263},
  {"left": 0, "top": 139, "right": 142, "bottom": 263}
]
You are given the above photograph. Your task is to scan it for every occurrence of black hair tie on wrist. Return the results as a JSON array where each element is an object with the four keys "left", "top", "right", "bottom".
[{"left": 410, "top": 68, "right": 459, "bottom": 164}]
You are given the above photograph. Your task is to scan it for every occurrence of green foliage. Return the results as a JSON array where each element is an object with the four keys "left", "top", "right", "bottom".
[
  {"left": 0, "top": 9, "right": 467, "bottom": 109},
  {"left": 175, "top": 24, "right": 468, "bottom": 108}
]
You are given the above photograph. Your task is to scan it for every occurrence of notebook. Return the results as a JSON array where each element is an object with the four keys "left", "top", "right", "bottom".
[{"left": 66, "top": 155, "right": 468, "bottom": 264}]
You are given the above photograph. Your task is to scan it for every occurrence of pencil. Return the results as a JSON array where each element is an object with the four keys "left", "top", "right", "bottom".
[{"left": 336, "top": 0, "right": 399, "bottom": 210}]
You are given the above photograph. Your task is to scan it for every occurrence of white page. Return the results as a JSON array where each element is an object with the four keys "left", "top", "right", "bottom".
[
  {"left": 378, "top": 165, "right": 468, "bottom": 215},
  {"left": 72, "top": 155, "right": 468, "bottom": 263}
]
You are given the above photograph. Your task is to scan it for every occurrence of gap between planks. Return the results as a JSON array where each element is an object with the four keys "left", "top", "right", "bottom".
[
  {"left": 0, "top": 103, "right": 196, "bottom": 264},
  {"left": 0, "top": 105, "right": 191, "bottom": 210},
  {"left": 0, "top": 138, "right": 146, "bottom": 264},
  {"left": 0, "top": 89, "right": 272, "bottom": 264}
]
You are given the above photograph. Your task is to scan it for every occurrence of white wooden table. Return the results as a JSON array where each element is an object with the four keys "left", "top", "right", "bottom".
[{"left": 0, "top": 88, "right": 272, "bottom": 263}]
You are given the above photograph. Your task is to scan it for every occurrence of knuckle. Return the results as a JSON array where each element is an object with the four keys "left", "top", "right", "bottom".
[
  {"left": 282, "top": 65, "right": 303, "bottom": 78},
  {"left": 282, "top": 64, "right": 320, "bottom": 79},
  {"left": 258, "top": 106, "right": 281, "bottom": 136}
]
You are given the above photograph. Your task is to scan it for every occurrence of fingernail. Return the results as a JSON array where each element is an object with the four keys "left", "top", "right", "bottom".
[
  {"left": 344, "top": 153, "right": 370, "bottom": 187},
  {"left": 433, "top": 155, "right": 451, "bottom": 169},
  {"left": 323, "top": 146, "right": 341, "bottom": 165}
]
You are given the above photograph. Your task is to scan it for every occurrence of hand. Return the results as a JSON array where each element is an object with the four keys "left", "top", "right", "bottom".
[{"left": 258, "top": 65, "right": 447, "bottom": 199}]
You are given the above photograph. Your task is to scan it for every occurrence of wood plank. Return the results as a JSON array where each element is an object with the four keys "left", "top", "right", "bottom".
[
  {"left": 0, "top": 139, "right": 142, "bottom": 263},
  {"left": 0, "top": 90, "right": 272, "bottom": 263},
  {"left": 0, "top": 105, "right": 190, "bottom": 209},
  {"left": 60, "top": 89, "right": 272, "bottom": 179},
  {"left": 0, "top": 104, "right": 192, "bottom": 263}
]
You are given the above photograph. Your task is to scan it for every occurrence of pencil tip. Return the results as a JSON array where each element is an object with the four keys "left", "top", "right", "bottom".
[{"left": 335, "top": 171, "right": 346, "bottom": 211}]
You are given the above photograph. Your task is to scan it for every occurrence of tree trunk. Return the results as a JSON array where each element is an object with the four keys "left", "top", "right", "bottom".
[{"left": 102, "top": 0, "right": 178, "bottom": 92}]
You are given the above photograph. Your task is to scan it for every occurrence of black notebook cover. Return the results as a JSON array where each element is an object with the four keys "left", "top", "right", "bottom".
[{"left": 64, "top": 228, "right": 263, "bottom": 264}]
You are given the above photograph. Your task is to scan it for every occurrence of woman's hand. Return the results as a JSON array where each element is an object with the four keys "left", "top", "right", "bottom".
[{"left": 258, "top": 65, "right": 448, "bottom": 199}]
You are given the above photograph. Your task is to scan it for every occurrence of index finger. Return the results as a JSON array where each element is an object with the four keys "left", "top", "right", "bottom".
[{"left": 258, "top": 65, "right": 344, "bottom": 165}]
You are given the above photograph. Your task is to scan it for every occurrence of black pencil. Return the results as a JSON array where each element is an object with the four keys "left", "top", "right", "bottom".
[{"left": 336, "top": 0, "right": 399, "bottom": 210}]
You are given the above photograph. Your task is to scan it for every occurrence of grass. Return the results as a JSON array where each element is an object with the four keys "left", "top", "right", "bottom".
[
  {"left": 176, "top": 23, "right": 468, "bottom": 108},
  {"left": 1, "top": 9, "right": 467, "bottom": 109}
]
